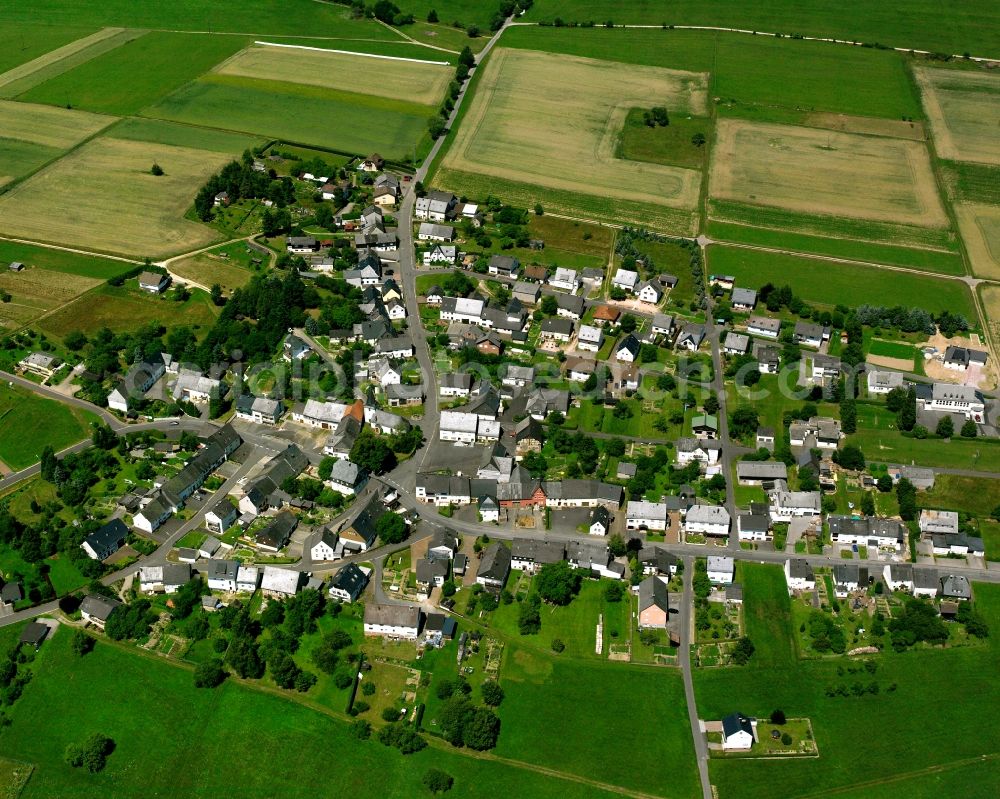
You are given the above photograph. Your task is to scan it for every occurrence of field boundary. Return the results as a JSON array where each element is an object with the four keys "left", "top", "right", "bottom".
[{"left": 253, "top": 39, "right": 450, "bottom": 66}]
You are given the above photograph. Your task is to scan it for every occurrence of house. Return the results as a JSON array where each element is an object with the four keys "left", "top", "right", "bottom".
[
  {"left": 651, "top": 313, "right": 674, "bottom": 338},
  {"left": 286, "top": 236, "right": 319, "bottom": 254},
  {"left": 427, "top": 530, "right": 459, "bottom": 561},
  {"left": 81, "top": 519, "right": 128, "bottom": 560},
  {"left": 639, "top": 546, "right": 680, "bottom": 577},
  {"left": 19, "top": 623, "right": 49, "bottom": 651},
  {"left": 691, "top": 414, "right": 718, "bottom": 440},
  {"left": 626, "top": 500, "right": 669, "bottom": 531},
  {"left": 540, "top": 318, "right": 574, "bottom": 342},
  {"left": 756, "top": 428, "right": 775, "bottom": 449},
  {"left": 725, "top": 584, "right": 744, "bottom": 604},
  {"left": 722, "top": 713, "right": 755, "bottom": 751},
  {"left": 440, "top": 296, "right": 485, "bottom": 324},
  {"left": 138, "top": 271, "right": 171, "bottom": 293},
  {"left": 417, "top": 222, "right": 454, "bottom": 242},
  {"left": 723, "top": 332, "right": 750, "bottom": 355},
  {"left": 737, "top": 513, "right": 771, "bottom": 542},
  {"left": 283, "top": 333, "right": 312, "bottom": 361},
  {"left": 256, "top": 511, "right": 298, "bottom": 552},
  {"left": 309, "top": 527, "right": 340, "bottom": 562},
  {"left": 942, "top": 345, "right": 989, "bottom": 371},
  {"left": 236, "top": 565, "right": 261, "bottom": 593},
  {"left": 414, "top": 190, "right": 456, "bottom": 221},
  {"left": 770, "top": 488, "right": 821, "bottom": 521},
  {"left": 326, "top": 459, "right": 368, "bottom": 496},
  {"left": 172, "top": 370, "right": 222, "bottom": 403},
  {"left": 422, "top": 244, "right": 457, "bottom": 266},
  {"left": 915, "top": 383, "right": 985, "bottom": 422},
  {"left": 686, "top": 505, "right": 730, "bottom": 537},
  {"left": 731, "top": 287, "right": 757, "bottom": 310},
  {"left": 754, "top": 343, "right": 781, "bottom": 375},
  {"left": 833, "top": 563, "right": 865, "bottom": 596},
  {"left": 737, "top": 461, "right": 788, "bottom": 485},
  {"left": 707, "top": 556, "right": 735, "bottom": 584},
  {"left": 488, "top": 255, "right": 520, "bottom": 278},
  {"left": 80, "top": 595, "right": 121, "bottom": 629},
  {"left": 636, "top": 280, "right": 662, "bottom": 304},
  {"left": 415, "top": 558, "right": 449, "bottom": 590},
  {"left": 512, "top": 281, "right": 541, "bottom": 305},
  {"left": 676, "top": 324, "right": 706, "bottom": 352},
  {"left": 364, "top": 603, "right": 422, "bottom": 638},
  {"left": 592, "top": 305, "right": 621, "bottom": 326},
  {"left": 478, "top": 494, "right": 500, "bottom": 522},
  {"left": 810, "top": 353, "right": 842, "bottom": 383},
  {"left": 549, "top": 267, "right": 579, "bottom": 292},
  {"left": 829, "top": 515, "right": 906, "bottom": 551},
  {"left": 18, "top": 352, "right": 59, "bottom": 378},
  {"left": 424, "top": 613, "right": 457, "bottom": 646},
  {"left": 206, "top": 559, "right": 240, "bottom": 592},
  {"left": 866, "top": 370, "right": 906, "bottom": 395},
  {"left": 106, "top": 358, "right": 166, "bottom": 413},
  {"left": 555, "top": 292, "right": 585, "bottom": 320},
  {"left": 912, "top": 567, "right": 939, "bottom": 598},
  {"left": 235, "top": 394, "right": 284, "bottom": 425},
  {"left": 328, "top": 563, "right": 370, "bottom": 603},
  {"left": 260, "top": 566, "right": 304, "bottom": 598},
  {"left": 940, "top": 574, "right": 972, "bottom": 601},
  {"left": 611, "top": 268, "right": 638, "bottom": 293},
  {"left": 138, "top": 563, "right": 192, "bottom": 594},
  {"left": 788, "top": 417, "right": 843, "bottom": 450},
  {"left": 676, "top": 438, "right": 722, "bottom": 466},
  {"left": 883, "top": 563, "right": 914, "bottom": 593},
  {"left": 339, "top": 498, "right": 384, "bottom": 552},
  {"left": 709, "top": 274, "right": 735, "bottom": 290},
  {"left": 637, "top": 577, "right": 669, "bottom": 628},
  {"left": 501, "top": 364, "right": 535, "bottom": 389},
  {"left": 918, "top": 509, "right": 959, "bottom": 537},
  {"left": 439, "top": 372, "right": 474, "bottom": 398},
  {"left": 793, "top": 321, "right": 827, "bottom": 348},
  {"left": 358, "top": 153, "right": 384, "bottom": 172},
  {"left": 615, "top": 334, "right": 640, "bottom": 362},
  {"left": 440, "top": 410, "right": 480, "bottom": 445},
  {"left": 747, "top": 316, "right": 781, "bottom": 339},
  {"left": 425, "top": 285, "right": 444, "bottom": 305},
  {"left": 476, "top": 542, "right": 511, "bottom": 589},
  {"left": 589, "top": 506, "right": 611, "bottom": 536},
  {"left": 784, "top": 559, "right": 815, "bottom": 592}
]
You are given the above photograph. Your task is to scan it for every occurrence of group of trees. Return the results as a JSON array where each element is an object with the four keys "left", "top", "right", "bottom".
[
  {"left": 888, "top": 598, "right": 948, "bottom": 650},
  {"left": 435, "top": 676, "right": 502, "bottom": 750},
  {"left": 641, "top": 106, "right": 670, "bottom": 127},
  {"left": 535, "top": 561, "right": 582, "bottom": 605},
  {"left": 64, "top": 733, "right": 114, "bottom": 773},
  {"left": 805, "top": 610, "right": 847, "bottom": 653},
  {"left": 193, "top": 152, "right": 295, "bottom": 222}
]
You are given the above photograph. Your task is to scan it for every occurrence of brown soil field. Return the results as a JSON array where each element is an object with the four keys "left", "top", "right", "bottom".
[
  {"left": 915, "top": 67, "right": 1000, "bottom": 166},
  {"left": 439, "top": 48, "right": 706, "bottom": 214},
  {"left": 804, "top": 113, "right": 926, "bottom": 141},
  {"left": 956, "top": 203, "right": 1000, "bottom": 280},
  {"left": 0, "top": 136, "right": 227, "bottom": 258},
  {"left": 709, "top": 119, "right": 948, "bottom": 228}
]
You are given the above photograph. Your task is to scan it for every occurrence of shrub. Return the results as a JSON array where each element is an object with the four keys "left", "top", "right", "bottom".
[
  {"left": 781, "top": 732, "right": 793, "bottom": 746},
  {"left": 770, "top": 709, "right": 786, "bottom": 725},
  {"left": 423, "top": 768, "right": 454, "bottom": 793},
  {"left": 193, "top": 658, "right": 228, "bottom": 689},
  {"left": 551, "top": 638, "right": 565, "bottom": 653}
]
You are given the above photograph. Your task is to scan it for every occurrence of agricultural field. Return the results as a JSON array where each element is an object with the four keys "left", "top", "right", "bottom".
[
  {"left": 0, "top": 628, "right": 620, "bottom": 799},
  {"left": 168, "top": 242, "right": 257, "bottom": 293},
  {"left": 0, "top": 384, "right": 98, "bottom": 469},
  {"left": 956, "top": 204, "right": 1000, "bottom": 279},
  {"left": 109, "top": 117, "right": 265, "bottom": 154},
  {"left": 0, "top": 100, "right": 112, "bottom": 188},
  {"left": 498, "top": 647, "right": 700, "bottom": 799},
  {"left": 980, "top": 284, "right": 1000, "bottom": 361},
  {"left": 0, "top": 267, "right": 103, "bottom": 330},
  {"left": 705, "top": 245, "right": 977, "bottom": 318},
  {"left": 0, "top": 240, "right": 134, "bottom": 281},
  {"left": 16, "top": 32, "right": 247, "bottom": 115},
  {"left": 0, "top": 135, "right": 230, "bottom": 258},
  {"left": 618, "top": 109, "right": 711, "bottom": 170},
  {"left": 915, "top": 66, "right": 1000, "bottom": 166},
  {"left": 437, "top": 47, "right": 707, "bottom": 231},
  {"left": 144, "top": 45, "right": 450, "bottom": 160},
  {"left": 709, "top": 120, "right": 948, "bottom": 228}
]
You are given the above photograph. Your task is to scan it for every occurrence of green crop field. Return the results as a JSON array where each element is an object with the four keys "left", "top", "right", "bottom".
[
  {"left": 17, "top": 32, "right": 247, "bottom": 115},
  {"left": 0, "top": 240, "right": 134, "bottom": 281},
  {"left": 705, "top": 245, "right": 977, "bottom": 318},
  {"left": 0, "top": 628, "right": 621, "bottom": 799},
  {"left": 697, "top": 583, "right": 1000, "bottom": 799},
  {"left": 740, "top": 562, "right": 797, "bottom": 668},
  {"left": 0, "top": 385, "right": 98, "bottom": 469},
  {"left": 523, "top": 1, "right": 1000, "bottom": 57},
  {"left": 108, "top": 117, "right": 265, "bottom": 154},
  {"left": 0, "top": 25, "right": 100, "bottom": 75},
  {"left": 498, "top": 647, "right": 700, "bottom": 798}
]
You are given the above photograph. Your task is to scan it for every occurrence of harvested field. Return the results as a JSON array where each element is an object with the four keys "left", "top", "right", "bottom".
[
  {"left": 0, "top": 267, "right": 101, "bottom": 329},
  {"left": 169, "top": 253, "right": 252, "bottom": 293},
  {"left": 216, "top": 44, "right": 452, "bottom": 107},
  {"left": 438, "top": 48, "right": 705, "bottom": 229},
  {"left": 956, "top": 204, "right": 1000, "bottom": 280},
  {"left": 710, "top": 120, "right": 948, "bottom": 228},
  {"left": 0, "top": 136, "right": 227, "bottom": 258},
  {"left": 981, "top": 285, "right": 1000, "bottom": 364},
  {"left": 803, "top": 113, "right": 926, "bottom": 141},
  {"left": 916, "top": 67, "right": 1000, "bottom": 166},
  {"left": 0, "top": 100, "right": 111, "bottom": 150}
]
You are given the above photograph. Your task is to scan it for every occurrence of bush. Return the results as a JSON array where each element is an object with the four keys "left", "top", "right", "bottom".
[
  {"left": 362, "top": 681, "right": 376, "bottom": 696},
  {"left": 423, "top": 768, "right": 454, "bottom": 793},
  {"left": 480, "top": 680, "right": 504, "bottom": 707},
  {"left": 781, "top": 732, "right": 793, "bottom": 746},
  {"left": 71, "top": 630, "right": 95, "bottom": 657},
  {"left": 550, "top": 638, "right": 565, "bottom": 653},
  {"left": 193, "top": 658, "right": 228, "bottom": 689},
  {"left": 770, "top": 709, "right": 786, "bottom": 725},
  {"left": 350, "top": 719, "right": 371, "bottom": 740},
  {"left": 65, "top": 733, "right": 113, "bottom": 773},
  {"left": 382, "top": 707, "right": 403, "bottom": 722},
  {"left": 333, "top": 668, "right": 355, "bottom": 690}
]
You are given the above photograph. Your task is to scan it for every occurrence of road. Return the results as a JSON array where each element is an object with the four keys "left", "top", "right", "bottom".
[{"left": 678, "top": 556, "right": 712, "bottom": 799}]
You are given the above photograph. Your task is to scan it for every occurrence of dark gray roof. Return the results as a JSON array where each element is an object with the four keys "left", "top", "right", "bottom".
[{"left": 477, "top": 542, "right": 511, "bottom": 582}]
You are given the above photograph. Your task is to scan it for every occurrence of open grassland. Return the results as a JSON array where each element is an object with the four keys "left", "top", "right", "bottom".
[
  {"left": 0, "top": 137, "right": 228, "bottom": 258},
  {"left": 528, "top": 214, "right": 614, "bottom": 257},
  {"left": 956, "top": 204, "right": 1000, "bottom": 279},
  {"left": 916, "top": 67, "right": 1000, "bottom": 166},
  {"left": 40, "top": 285, "right": 219, "bottom": 339},
  {"left": 0, "top": 385, "right": 98, "bottom": 468},
  {"left": 498, "top": 648, "right": 700, "bottom": 798},
  {"left": 18, "top": 32, "right": 247, "bottom": 115},
  {"left": 146, "top": 74, "right": 434, "bottom": 159},
  {"left": 216, "top": 44, "right": 452, "bottom": 107},
  {"left": 0, "top": 267, "right": 102, "bottom": 330},
  {"left": 524, "top": 0, "right": 1000, "bottom": 56},
  {"left": 740, "top": 562, "right": 797, "bottom": 667},
  {"left": 697, "top": 583, "right": 1000, "bottom": 799},
  {"left": 706, "top": 221, "right": 966, "bottom": 274},
  {"left": 501, "top": 27, "right": 924, "bottom": 121},
  {"left": 705, "top": 246, "right": 976, "bottom": 318},
  {"left": 710, "top": 120, "right": 948, "bottom": 228},
  {"left": 0, "top": 28, "right": 145, "bottom": 98},
  {"left": 0, "top": 629, "right": 621, "bottom": 799},
  {"left": 438, "top": 47, "right": 705, "bottom": 230},
  {"left": 0, "top": 240, "right": 134, "bottom": 281},
  {"left": 109, "top": 117, "right": 264, "bottom": 154},
  {"left": 0, "top": 139, "right": 61, "bottom": 191}
]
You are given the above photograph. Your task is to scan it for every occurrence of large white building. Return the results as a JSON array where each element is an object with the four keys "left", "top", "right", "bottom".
[
  {"left": 364, "top": 603, "right": 421, "bottom": 638},
  {"left": 685, "top": 505, "right": 730, "bottom": 537}
]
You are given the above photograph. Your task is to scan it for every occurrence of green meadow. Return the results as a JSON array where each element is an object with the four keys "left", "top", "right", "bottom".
[
  {"left": 0, "top": 240, "right": 133, "bottom": 280},
  {"left": 0, "top": 385, "right": 98, "bottom": 469}
]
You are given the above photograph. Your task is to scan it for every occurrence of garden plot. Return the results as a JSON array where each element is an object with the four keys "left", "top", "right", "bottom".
[
  {"left": 710, "top": 119, "right": 948, "bottom": 228},
  {"left": 916, "top": 66, "right": 1000, "bottom": 166}
]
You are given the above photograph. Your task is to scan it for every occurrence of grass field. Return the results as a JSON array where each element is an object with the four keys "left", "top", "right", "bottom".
[
  {"left": 619, "top": 109, "right": 711, "bottom": 170},
  {"left": 916, "top": 474, "right": 1000, "bottom": 518},
  {"left": 0, "top": 136, "right": 229, "bottom": 258},
  {"left": 169, "top": 250, "right": 254, "bottom": 294},
  {"left": 916, "top": 67, "right": 1000, "bottom": 166},
  {"left": 108, "top": 117, "right": 265, "bottom": 154},
  {"left": 216, "top": 43, "right": 453, "bottom": 107},
  {"left": 0, "top": 385, "right": 98, "bottom": 468},
  {"left": 696, "top": 583, "right": 1000, "bottom": 799},
  {"left": 868, "top": 339, "right": 916, "bottom": 361},
  {"left": 740, "top": 562, "right": 797, "bottom": 668},
  {"left": 0, "top": 25, "right": 101, "bottom": 74},
  {"left": 710, "top": 119, "right": 948, "bottom": 229},
  {"left": 437, "top": 47, "right": 705, "bottom": 230},
  {"left": 0, "top": 267, "right": 103, "bottom": 330},
  {"left": 0, "top": 628, "right": 621, "bottom": 799},
  {"left": 706, "top": 220, "right": 965, "bottom": 274},
  {"left": 0, "top": 240, "right": 134, "bottom": 280},
  {"left": 498, "top": 647, "right": 700, "bottom": 798},
  {"left": 956, "top": 204, "right": 1000, "bottom": 279},
  {"left": 942, "top": 161, "right": 1000, "bottom": 205},
  {"left": 705, "top": 245, "right": 976, "bottom": 318},
  {"left": 17, "top": 32, "right": 247, "bottom": 115},
  {"left": 40, "top": 285, "right": 219, "bottom": 339}
]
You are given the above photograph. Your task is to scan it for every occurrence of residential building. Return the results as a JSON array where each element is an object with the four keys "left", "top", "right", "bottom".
[
  {"left": 206, "top": 559, "right": 240, "bottom": 592},
  {"left": 737, "top": 513, "right": 770, "bottom": 542},
  {"left": 793, "top": 321, "right": 827, "bottom": 348},
  {"left": 707, "top": 556, "right": 735, "bottom": 584},
  {"left": 488, "top": 255, "right": 520, "bottom": 278},
  {"left": 81, "top": 519, "right": 128, "bottom": 561},
  {"left": 637, "top": 576, "right": 669, "bottom": 628},
  {"left": 918, "top": 509, "right": 959, "bottom": 537},
  {"left": 676, "top": 324, "right": 706, "bottom": 351},
  {"left": 138, "top": 271, "right": 171, "bottom": 293},
  {"left": 915, "top": 383, "right": 985, "bottom": 422},
  {"left": 769, "top": 488, "right": 821, "bottom": 521},
  {"left": 731, "top": 287, "right": 757, "bottom": 310},
  {"left": 364, "top": 603, "right": 422, "bottom": 638},
  {"left": 417, "top": 222, "right": 454, "bottom": 242},
  {"left": 235, "top": 394, "right": 284, "bottom": 425},
  {"left": 548, "top": 267, "right": 579, "bottom": 291},
  {"left": 260, "top": 566, "right": 303, "bottom": 598},
  {"left": 414, "top": 190, "right": 456, "bottom": 221},
  {"left": 747, "top": 316, "right": 781, "bottom": 339},
  {"left": 784, "top": 559, "right": 815, "bottom": 592},
  {"left": 256, "top": 511, "right": 298, "bottom": 552},
  {"left": 80, "top": 595, "right": 121, "bottom": 629},
  {"left": 737, "top": 461, "right": 788, "bottom": 485},
  {"left": 18, "top": 352, "right": 59, "bottom": 378},
  {"left": 722, "top": 713, "right": 755, "bottom": 751},
  {"left": 328, "top": 563, "right": 370, "bottom": 603},
  {"left": 476, "top": 542, "right": 511, "bottom": 589},
  {"left": 866, "top": 370, "right": 906, "bottom": 395},
  {"left": 236, "top": 565, "right": 261, "bottom": 593},
  {"left": 626, "top": 501, "right": 669, "bottom": 531},
  {"left": 651, "top": 313, "right": 674, "bottom": 338},
  {"left": 540, "top": 318, "right": 574, "bottom": 342},
  {"left": 611, "top": 268, "right": 638, "bottom": 292},
  {"left": 589, "top": 506, "right": 611, "bottom": 536},
  {"left": 942, "top": 345, "right": 988, "bottom": 371},
  {"left": 686, "top": 505, "right": 730, "bottom": 537},
  {"left": 138, "top": 563, "right": 192, "bottom": 594},
  {"left": 615, "top": 333, "right": 640, "bottom": 362},
  {"left": 723, "top": 332, "right": 750, "bottom": 355},
  {"left": 636, "top": 280, "right": 662, "bottom": 304},
  {"left": 829, "top": 515, "right": 906, "bottom": 551}
]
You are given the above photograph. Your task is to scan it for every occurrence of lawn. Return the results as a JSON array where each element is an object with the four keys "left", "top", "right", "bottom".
[
  {"left": 16, "top": 32, "right": 246, "bottom": 114},
  {"left": 867, "top": 339, "right": 915, "bottom": 362},
  {"left": 740, "top": 562, "right": 797, "bottom": 668},
  {"left": 0, "top": 625, "right": 622, "bottom": 799},
  {"left": 696, "top": 583, "right": 1000, "bottom": 799},
  {"left": 498, "top": 647, "right": 700, "bottom": 799},
  {"left": 0, "top": 384, "right": 98, "bottom": 469},
  {"left": 705, "top": 245, "right": 976, "bottom": 319},
  {"left": 168, "top": 250, "right": 254, "bottom": 294},
  {"left": 916, "top": 474, "right": 1000, "bottom": 518},
  {"left": 43, "top": 553, "right": 89, "bottom": 595}
]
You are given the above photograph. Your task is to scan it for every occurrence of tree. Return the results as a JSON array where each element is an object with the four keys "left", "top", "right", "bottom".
[
  {"left": 312, "top": 631, "right": 350, "bottom": 674},
  {"left": 194, "top": 658, "right": 228, "bottom": 688},
  {"left": 71, "top": 630, "right": 95, "bottom": 657},
  {"left": 896, "top": 478, "right": 917, "bottom": 521},
  {"left": 64, "top": 330, "right": 88, "bottom": 351},
  {"left": 350, "top": 431, "right": 397, "bottom": 473},
  {"left": 226, "top": 638, "right": 265, "bottom": 679},
  {"left": 458, "top": 46, "right": 475, "bottom": 68},
  {"left": 428, "top": 117, "right": 446, "bottom": 139},
  {"left": 463, "top": 707, "right": 501, "bottom": 750},
  {"left": 877, "top": 473, "right": 894, "bottom": 493},
  {"left": 897, "top": 387, "right": 917, "bottom": 432},
  {"left": 376, "top": 512, "right": 408, "bottom": 544},
  {"left": 603, "top": 582, "right": 624, "bottom": 603},
  {"left": 65, "top": 733, "right": 113, "bottom": 773},
  {"left": 427, "top": 9, "right": 439, "bottom": 23},
  {"left": 935, "top": 415, "right": 954, "bottom": 438},
  {"left": 151, "top": 163, "right": 163, "bottom": 176},
  {"left": 840, "top": 398, "right": 857, "bottom": 434},
  {"left": 535, "top": 561, "right": 582, "bottom": 605},
  {"left": 781, "top": 732, "right": 793, "bottom": 746},
  {"left": 550, "top": 638, "right": 565, "bottom": 653},
  {"left": 691, "top": 132, "right": 707, "bottom": 147},
  {"left": 832, "top": 444, "right": 865, "bottom": 471},
  {"left": 729, "top": 405, "right": 759, "bottom": 439},
  {"left": 295, "top": 671, "right": 317, "bottom": 692},
  {"left": 860, "top": 491, "right": 875, "bottom": 516},
  {"left": 730, "top": 637, "right": 756, "bottom": 665},
  {"left": 518, "top": 595, "right": 541, "bottom": 634},
  {"left": 481, "top": 680, "right": 504, "bottom": 707},
  {"left": 540, "top": 295, "right": 558, "bottom": 316},
  {"left": 770, "top": 709, "right": 786, "bottom": 725},
  {"left": 704, "top": 395, "right": 720, "bottom": 415},
  {"left": 210, "top": 283, "right": 225, "bottom": 306},
  {"left": 351, "top": 719, "right": 371, "bottom": 740},
  {"left": 423, "top": 769, "right": 454, "bottom": 794},
  {"left": 961, "top": 419, "right": 978, "bottom": 438},
  {"left": 608, "top": 533, "right": 627, "bottom": 558}
]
